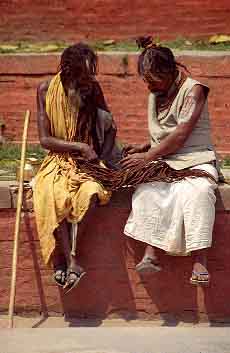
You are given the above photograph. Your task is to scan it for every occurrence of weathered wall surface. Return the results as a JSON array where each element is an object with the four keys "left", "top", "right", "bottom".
[
  {"left": 0, "top": 1, "right": 230, "bottom": 42},
  {"left": 1, "top": 187, "right": 230, "bottom": 321},
  {"left": 0, "top": 53, "right": 230, "bottom": 155}
]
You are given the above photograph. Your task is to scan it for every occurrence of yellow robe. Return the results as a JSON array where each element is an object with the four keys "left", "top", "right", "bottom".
[{"left": 33, "top": 73, "right": 111, "bottom": 265}]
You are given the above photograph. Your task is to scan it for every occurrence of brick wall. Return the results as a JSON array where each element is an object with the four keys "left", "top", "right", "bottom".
[
  {"left": 1, "top": 187, "right": 230, "bottom": 321},
  {"left": 0, "top": 1, "right": 230, "bottom": 42},
  {"left": 0, "top": 53, "right": 230, "bottom": 155}
]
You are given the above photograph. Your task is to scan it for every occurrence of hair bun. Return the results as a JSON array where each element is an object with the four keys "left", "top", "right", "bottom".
[{"left": 136, "top": 36, "right": 153, "bottom": 49}]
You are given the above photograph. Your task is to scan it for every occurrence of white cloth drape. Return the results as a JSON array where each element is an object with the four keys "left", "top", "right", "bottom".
[{"left": 124, "top": 163, "right": 218, "bottom": 255}]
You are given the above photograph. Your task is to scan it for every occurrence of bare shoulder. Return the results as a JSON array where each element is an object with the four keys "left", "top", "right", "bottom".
[
  {"left": 37, "top": 79, "right": 52, "bottom": 114},
  {"left": 37, "top": 79, "right": 51, "bottom": 97},
  {"left": 190, "top": 84, "right": 208, "bottom": 101}
]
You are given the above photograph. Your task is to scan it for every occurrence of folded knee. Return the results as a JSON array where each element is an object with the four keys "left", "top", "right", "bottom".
[{"left": 89, "top": 194, "right": 98, "bottom": 209}]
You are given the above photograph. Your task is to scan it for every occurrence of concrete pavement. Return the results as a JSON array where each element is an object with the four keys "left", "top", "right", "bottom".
[{"left": 1, "top": 317, "right": 230, "bottom": 353}]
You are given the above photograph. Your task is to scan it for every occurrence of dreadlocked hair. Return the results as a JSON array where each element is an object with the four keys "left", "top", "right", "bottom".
[
  {"left": 59, "top": 43, "right": 98, "bottom": 87},
  {"left": 74, "top": 158, "right": 216, "bottom": 191},
  {"left": 136, "top": 36, "right": 189, "bottom": 77}
]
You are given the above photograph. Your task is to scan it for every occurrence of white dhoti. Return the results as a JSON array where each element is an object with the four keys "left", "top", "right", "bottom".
[{"left": 124, "top": 163, "right": 218, "bottom": 255}]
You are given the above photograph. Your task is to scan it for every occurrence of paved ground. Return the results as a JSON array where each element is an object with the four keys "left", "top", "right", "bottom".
[{"left": 1, "top": 316, "right": 230, "bottom": 353}]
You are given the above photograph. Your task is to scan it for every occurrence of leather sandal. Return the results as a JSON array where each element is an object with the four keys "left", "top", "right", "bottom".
[
  {"left": 136, "top": 257, "right": 162, "bottom": 274},
  {"left": 190, "top": 270, "right": 210, "bottom": 286},
  {"left": 53, "top": 267, "right": 67, "bottom": 287},
  {"left": 64, "top": 267, "right": 86, "bottom": 294}
]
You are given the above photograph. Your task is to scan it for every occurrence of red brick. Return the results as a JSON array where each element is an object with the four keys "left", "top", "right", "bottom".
[
  {"left": 0, "top": 1, "right": 229, "bottom": 43},
  {"left": 1, "top": 191, "right": 230, "bottom": 319},
  {"left": 0, "top": 54, "right": 230, "bottom": 154}
]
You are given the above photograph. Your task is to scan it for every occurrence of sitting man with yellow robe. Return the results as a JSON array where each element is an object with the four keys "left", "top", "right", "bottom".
[{"left": 34, "top": 43, "right": 117, "bottom": 292}]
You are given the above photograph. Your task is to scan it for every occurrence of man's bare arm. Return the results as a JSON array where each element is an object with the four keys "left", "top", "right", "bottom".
[
  {"left": 145, "top": 85, "right": 207, "bottom": 161},
  {"left": 120, "top": 85, "right": 207, "bottom": 168}
]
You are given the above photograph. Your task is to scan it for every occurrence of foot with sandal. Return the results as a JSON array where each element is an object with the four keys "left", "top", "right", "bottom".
[
  {"left": 190, "top": 249, "right": 210, "bottom": 286},
  {"left": 136, "top": 245, "right": 162, "bottom": 274},
  {"left": 52, "top": 247, "right": 68, "bottom": 287},
  {"left": 135, "top": 245, "right": 210, "bottom": 286},
  {"left": 52, "top": 220, "right": 87, "bottom": 293},
  {"left": 63, "top": 264, "right": 86, "bottom": 294},
  {"left": 53, "top": 262, "right": 86, "bottom": 293},
  {"left": 53, "top": 261, "right": 86, "bottom": 292},
  {"left": 53, "top": 265, "right": 67, "bottom": 287}
]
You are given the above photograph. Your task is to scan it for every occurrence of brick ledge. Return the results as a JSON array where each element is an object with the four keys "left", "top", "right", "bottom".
[{"left": 0, "top": 175, "right": 230, "bottom": 210}]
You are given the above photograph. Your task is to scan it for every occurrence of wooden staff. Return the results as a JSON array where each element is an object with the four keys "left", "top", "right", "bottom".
[{"left": 8, "top": 110, "right": 30, "bottom": 328}]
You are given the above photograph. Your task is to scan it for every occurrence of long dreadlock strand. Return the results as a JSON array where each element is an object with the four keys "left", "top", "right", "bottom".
[{"left": 74, "top": 159, "right": 217, "bottom": 191}]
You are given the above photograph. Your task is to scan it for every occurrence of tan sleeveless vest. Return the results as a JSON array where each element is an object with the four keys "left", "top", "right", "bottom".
[{"left": 148, "top": 76, "right": 216, "bottom": 170}]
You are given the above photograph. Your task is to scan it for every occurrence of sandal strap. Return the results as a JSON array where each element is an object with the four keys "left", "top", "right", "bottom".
[
  {"left": 67, "top": 269, "right": 86, "bottom": 278},
  {"left": 143, "top": 256, "right": 160, "bottom": 266},
  {"left": 192, "top": 270, "right": 209, "bottom": 276},
  {"left": 54, "top": 265, "right": 66, "bottom": 272}
]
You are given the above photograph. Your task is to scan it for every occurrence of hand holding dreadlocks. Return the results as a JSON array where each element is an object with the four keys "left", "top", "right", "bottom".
[
  {"left": 123, "top": 143, "right": 151, "bottom": 155},
  {"left": 120, "top": 142, "right": 151, "bottom": 168},
  {"left": 73, "top": 142, "right": 98, "bottom": 161},
  {"left": 120, "top": 152, "right": 149, "bottom": 169}
]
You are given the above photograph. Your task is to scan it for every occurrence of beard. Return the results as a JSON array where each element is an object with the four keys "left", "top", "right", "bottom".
[{"left": 67, "top": 86, "right": 81, "bottom": 113}]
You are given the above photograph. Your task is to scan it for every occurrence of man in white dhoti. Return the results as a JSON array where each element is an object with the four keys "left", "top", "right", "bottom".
[{"left": 121, "top": 36, "right": 218, "bottom": 285}]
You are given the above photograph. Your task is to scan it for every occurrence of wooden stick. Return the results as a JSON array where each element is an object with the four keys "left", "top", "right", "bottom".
[{"left": 8, "top": 110, "right": 30, "bottom": 328}]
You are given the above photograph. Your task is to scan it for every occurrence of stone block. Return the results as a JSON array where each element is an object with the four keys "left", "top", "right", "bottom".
[{"left": 0, "top": 181, "right": 13, "bottom": 208}]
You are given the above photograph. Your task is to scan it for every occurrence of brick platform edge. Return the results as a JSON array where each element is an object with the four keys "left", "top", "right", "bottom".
[{"left": 1, "top": 180, "right": 230, "bottom": 322}]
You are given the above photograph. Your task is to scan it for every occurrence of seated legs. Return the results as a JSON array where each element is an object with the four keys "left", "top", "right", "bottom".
[{"left": 52, "top": 194, "right": 98, "bottom": 291}]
